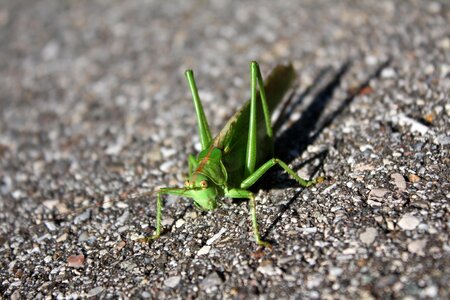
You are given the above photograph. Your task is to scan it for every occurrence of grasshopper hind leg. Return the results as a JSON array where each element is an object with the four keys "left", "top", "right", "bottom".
[{"left": 185, "top": 70, "right": 213, "bottom": 151}]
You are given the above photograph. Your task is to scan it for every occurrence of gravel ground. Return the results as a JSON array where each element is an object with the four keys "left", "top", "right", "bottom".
[{"left": 1, "top": 0, "right": 449, "bottom": 299}]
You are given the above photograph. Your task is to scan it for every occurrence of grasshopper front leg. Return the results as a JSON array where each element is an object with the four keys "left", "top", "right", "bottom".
[
  {"left": 225, "top": 188, "right": 271, "bottom": 248},
  {"left": 232, "top": 159, "right": 320, "bottom": 247},
  {"left": 139, "top": 187, "right": 186, "bottom": 243}
]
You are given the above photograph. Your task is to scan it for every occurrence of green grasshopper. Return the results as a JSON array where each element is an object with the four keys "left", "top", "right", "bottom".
[{"left": 144, "top": 61, "right": 320, "bottom": 247}]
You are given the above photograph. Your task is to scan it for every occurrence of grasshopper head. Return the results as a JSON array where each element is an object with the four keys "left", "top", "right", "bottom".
[{"left": 184, "top": 174, "right": 218, "bottom": 211}]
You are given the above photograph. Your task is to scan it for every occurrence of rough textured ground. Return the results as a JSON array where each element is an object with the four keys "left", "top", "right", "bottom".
[{"left": 1, "top": 0, "right": 449, "bottom": 299}]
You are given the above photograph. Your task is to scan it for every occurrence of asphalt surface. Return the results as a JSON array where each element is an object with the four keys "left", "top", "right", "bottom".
[{"left": 0, "top": 0, "right": 449, "bottom": 299}]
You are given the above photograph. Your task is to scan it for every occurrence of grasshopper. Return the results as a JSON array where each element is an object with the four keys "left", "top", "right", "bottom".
[{"left": 144, "top": 61, "right": 320, "bottom": 247}]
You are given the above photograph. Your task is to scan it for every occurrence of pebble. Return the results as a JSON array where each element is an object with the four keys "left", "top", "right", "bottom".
[
  {"left": 160, "top": 161, "right": 175, "bottom": 173},
  {"left": 360, "top": 227, "right": 378, "bottom": 245},
  {"left": 120, "top": 260, "right": 137, "bottom": 271},
  {"left": 160, "top": 147, "right": 177, "bottom": 158},
  {"left": 298, "top": 227, "right": 318, "bottom": 233},
  {"left": 175, "top": 219, "right": 185, "bottom": 228},
  {"left": 105, "top": 142, "right": 123, "bottom": 155},
  {"left": 43, "top": 199, "right": 60, "bottom": 209},
  {"left": 257, "top": 261, "right": 282, "bottom": 276},
  {"left": 199, "top": 272, "right": 223, "bottom": 290},
  {"left": 115, "top": 210, "right": 130, "bottom": 226},
  {"left": 44, "top": 221, "right": 57, "bottom": 231},
  {"left": 118, "top": 225, "right": 129, "bottom": 233},
  {"left": 186, "top": 211, "right": 198, "bottom": 219},
  {"left": 116, "top": 201, "right": 129, "bottom": 209},
  {"left": 329, "top": 267, "right": 343, "bottom": 277},
  {"left": 74, "top": 209, "right": 91, "bottom": 224},
  {"left": 164, "top": 276, "right": 181, "bottom": 288},
  {"left": 397, "top": 213, "right": 420, "bottom": 230},
  {"left": 434, "top": 135, "right": 450, "bottom": 146},
  {"left": 368, "top": 188, "right": 389, "bottom": 206},
  {"left": 67, "top": 254, "right": 85, "bottom": 268},
  {"left": 161, "top": 217, "right": 175, "bottom": 226},
  {"left": 11, "top": 291, "right": 20, "bottom": 300},
  {"left": 197, "top": 245, "right": 211, "bottom": 256},
  {"left": 87, "top": 286, "right": 104, "bottom": 298},
  {"left": 422, "top": 285, "right": 438, "bottom": 298},
  {"left": 78, "top": 231, "right": 90, "bottom": 242},
  {"left": 116, "top": 240, "right": 126, "bottom": 251},
  {"left": 392, "top": 114, "right": 429, "bottom": 134},
  {"left": 407, "top": 174, "right": 420, "bottom": 183},
  {"left": 306, "top": 274, "right": 322, "bottom": 289},
  {"left": 381, "top": 67, "right": 396, "bottom": 78},
  {"left": 353, "top": 163, "right": 375, "bottom": 172},
  {"left": 56, "top": 233, "right": 68, "bottom": 242},
  {"left": 206, "top": 227, "right": 227, "bottom": 245},
  {"left": 41, "top": 40, "right": 60, "bottom": 60},
  {"left": 342, "top": 247, "right": 357, "bottom": 255},
  {"left": 407, "top": 239, "right": 427, "bottom": 256},
  {"left": 390, "top": 173, "right": 406, "bottom": 191}
]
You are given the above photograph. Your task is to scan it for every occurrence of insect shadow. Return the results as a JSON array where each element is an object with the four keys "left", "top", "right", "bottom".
[
  {"left": 259, "top": 59, "right": 390, "bottom": 242},
  {"left": 250, "top": 61, "right": 350, "bottom": 193}
]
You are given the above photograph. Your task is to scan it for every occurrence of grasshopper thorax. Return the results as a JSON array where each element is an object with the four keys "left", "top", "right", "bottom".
[{"left": 184, "top": 174, "right": 219, "bottom": 211}]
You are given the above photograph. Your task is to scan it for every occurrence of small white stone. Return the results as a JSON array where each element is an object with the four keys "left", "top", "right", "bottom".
[
  {"left": 116, "top": 201, "right": 129, "bottom": 208},
  {"left": 44, "top": 221, "right": 56, "bottom": 231},
  {"left": 407, "top": 239, "right": 427, "bottom": 256},
  {"left": 164, "top": 276, "right": 181, "bottom": 288},
  {"left": 87, "top": 286, "right": 104, "bottom": 298},
  {"left": 257, "top": 262, "right": 282, "bottom": 276},
  {"left": 353, "top": 163, "right": 375, "bottom": 172},
  {"left": 423, "top": 285, "right": 438, "bottom": 298},
  {"left": 367, "top": 199, "right": 382, "bottom": 207},
  {"left": 329, "top": 267, "right": 343, "bottom": 277},
  {"left": 365, "top": 55, "right": 378, "bottom": 66},
  {"left": 186, "top": 211, "right": 197, "bottom": 219},
  {"left": 398, "top": 213, "right": 420, "bottom": 230},
  {"left": 299, "top": 227, "right": 317, "bottom": 234},
  {"left": 160, "top": 161, "right": 175, "bottom": 172},
  {"left": 360, "top": 227, "right": 378, "bottom": 245},
  {"left": 342, "top": 247, "right": 357, "bottom": 255},
  {"left": 160, "top": 147, "right": 177, "bottom": 158},
  {"left": 161, "top": 217, "right": 174, "bottom": 226},
  {"left": 197, "top": 245, "right": 211, "bottom": 256},
  {"left": 434, "top": 135, "right": 450, "bottom": 146},
  {"left": 175, "top": 219, "right": 185, "bottom": 228},
  {"left": 43, "top": 199, "right": 60, "bottom": 209},
  {"left": 206, "top": 228, "right": 227, "bottom": 245},
  {"left": 368, "top": 188, "right": 389, "bottom": 202},
  {"left": 199, "top": 272, "right": 223, "bottom": 289},
  {"left": 392, "top": 113, "right": 429, "bottom": 134},
  {"left": 42, "top": 40, "right": 60, "bottom": 60},
  {"left": 106, "top": 143, "right": 123, "bottom": 155},
  {"left": 56, "top": 233, "right": 68, "bottom": 242},
  {"left": 390, "top": 173, "right": 406, "bottom": 191},
  {"left": 130, "top": 233, "right": 145, "bottom": 241},
  {"left": 115, "top": 210, "right": 129, "bottom": 226},
  {"left": 381, "top": 67, "right": 396, "bottom": 78}
]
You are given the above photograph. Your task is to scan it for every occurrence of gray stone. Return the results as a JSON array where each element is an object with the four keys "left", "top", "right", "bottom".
[
  {"left": 164, "top": 276, "right": 181, "bottom": 288},
  {"left": 360, "top": 227, "right": 378, "bottom": 245},
  {"left": 398, "top": 214, "right": 420, "bottom": 230}
]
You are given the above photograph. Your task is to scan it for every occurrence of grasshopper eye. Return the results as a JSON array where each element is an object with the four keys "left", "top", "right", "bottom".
[{"left": 199, "top": 180, "right": 208, "bottom": 188}]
